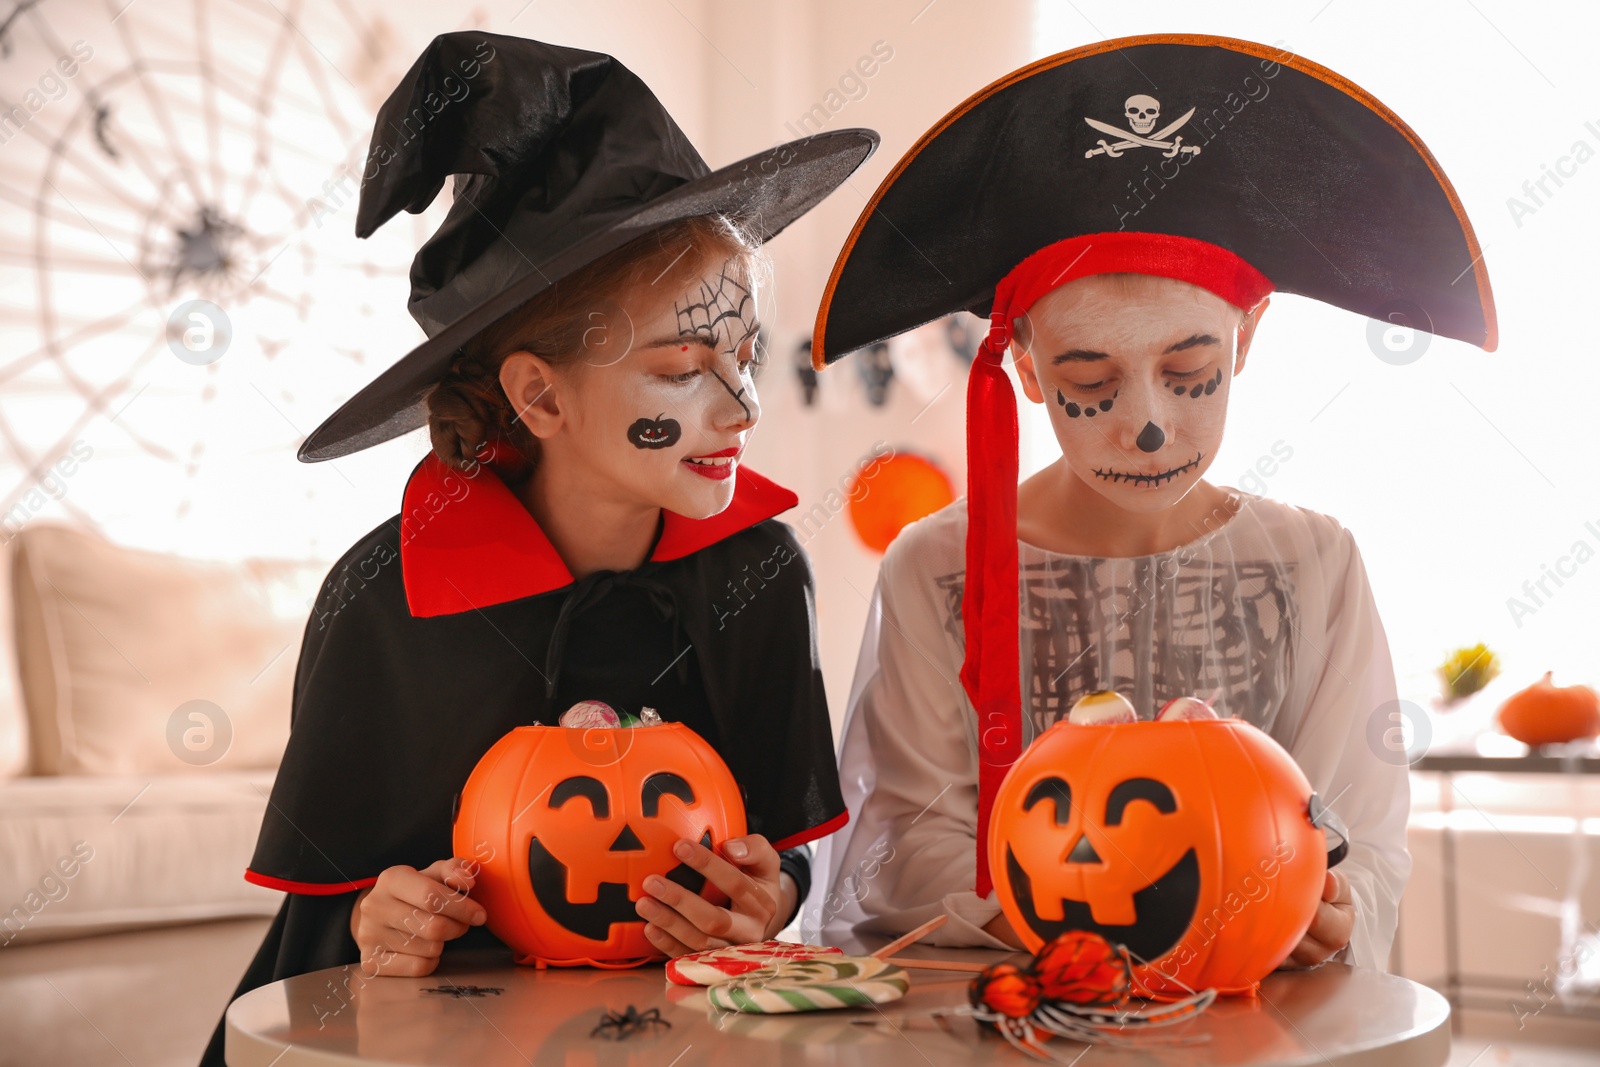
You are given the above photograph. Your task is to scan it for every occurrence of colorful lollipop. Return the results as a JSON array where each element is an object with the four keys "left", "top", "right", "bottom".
[{"left": 666, "top": 940, "right": 844, "bottom": 986}]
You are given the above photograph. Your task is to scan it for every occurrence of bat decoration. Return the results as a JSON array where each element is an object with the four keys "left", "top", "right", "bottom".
[{"left": 794, "top": 340, "right": 818, "bottom": 407}]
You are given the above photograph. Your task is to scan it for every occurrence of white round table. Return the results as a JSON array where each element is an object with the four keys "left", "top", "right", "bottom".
[{"left": 225, "top": 945, "right": 1451, "bottom": 1066}]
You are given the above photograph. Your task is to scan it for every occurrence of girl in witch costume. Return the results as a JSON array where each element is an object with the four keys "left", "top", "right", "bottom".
[
  {"left": 807, "top": 35, "right": 1495, "bottom": 973},
  {"left": 198, "top": 32, "right": 876, "bottom": 1066}
]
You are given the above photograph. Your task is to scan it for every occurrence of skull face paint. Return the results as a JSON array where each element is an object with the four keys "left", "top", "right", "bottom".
[
  {"left": 1169, "top": 368, "right": 1223, "bottom": 397},
  {"left": 537, "top": 252, "right": 763, "bottom": 520},
  {"left": 1135, "top": 421, "right": 1166, "bottom": 453},
  {"left": 1016, "top": 274, "right": 1253, "bottom": 514},
  {"left": 1055, "top": 388, "right": 1118, "bottom": 418}
]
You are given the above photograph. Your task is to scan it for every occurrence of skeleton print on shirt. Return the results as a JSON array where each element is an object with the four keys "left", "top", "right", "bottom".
[{"left": 934, "top": 553, "right": 1297, "bottom": 740}]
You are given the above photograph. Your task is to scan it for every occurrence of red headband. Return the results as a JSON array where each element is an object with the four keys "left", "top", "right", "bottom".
[{"left": 963, "top": 231, "right": 1273, "bottom": 897}]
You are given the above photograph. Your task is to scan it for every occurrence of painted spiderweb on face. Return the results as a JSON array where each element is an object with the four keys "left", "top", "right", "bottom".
[{"left": 937, "top": 554, "right": 1297, "bottom": 739}]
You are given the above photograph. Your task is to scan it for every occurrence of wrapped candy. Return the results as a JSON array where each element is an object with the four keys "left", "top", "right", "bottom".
[
  {"left": 1155, "top": 695, "right": 1222, "bottom": 722},
  {"left": 666, "top": 940, "right": 844, "bottom": 986},
  {"left": 1067, "top": 690, "right": 1137, "bottom": 726},
  {"left": 558, "top": 700, "right": 621, "bottom": 728}
]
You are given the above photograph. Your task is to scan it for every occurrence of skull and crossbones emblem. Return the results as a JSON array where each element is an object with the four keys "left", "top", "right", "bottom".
[{"left": 1084, "top": 95, "right": 1203, "bottom": 159}]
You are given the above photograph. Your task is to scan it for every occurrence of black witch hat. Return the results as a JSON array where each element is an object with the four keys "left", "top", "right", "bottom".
[{"left": 299, "top": 32, "right": 877, "bottom": 461}]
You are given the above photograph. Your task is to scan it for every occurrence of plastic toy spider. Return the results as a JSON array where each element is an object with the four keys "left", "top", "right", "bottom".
[
  {"left": 590, "top": 1004, "right": 671, "bottom": 1040},
  {"left": 966, "top": 931, "right": 1215, "bottom": 1061},
  {"left": 420, "top": 984, "right": 502, "bottom": 998}
]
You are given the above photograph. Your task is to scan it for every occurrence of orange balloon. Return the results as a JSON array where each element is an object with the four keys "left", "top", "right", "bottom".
[
  {"left": 453, "top": 723, "right": 746, "bottom": 967},
  {"left": 847, "top": 452, "right": 955, "bottom": 553},
  {"left": 990, "top": 718, "right": 1326, "bottom": 998}
]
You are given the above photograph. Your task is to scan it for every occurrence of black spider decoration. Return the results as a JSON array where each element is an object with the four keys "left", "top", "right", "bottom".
[
  {"left": 591, "top": 1004, "right": 670, "bottom": 1040},
  {"left": 421, "top": 984, "right": 503, "bottom": 998}
]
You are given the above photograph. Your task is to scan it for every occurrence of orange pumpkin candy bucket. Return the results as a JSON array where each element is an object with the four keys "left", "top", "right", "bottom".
[
  {"left": 452, "top": 723, "right": 747, "bottom": 967},
  {"left": 989, "top": 716, "right": 1342, "bottom": 998}
]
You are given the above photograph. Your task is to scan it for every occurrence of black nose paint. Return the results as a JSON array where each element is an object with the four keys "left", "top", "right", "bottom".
[
  {"left": 628, "top": 414, "right": 682, "bottom": 449},
  {"left": 1136, "top": 422, "right": 1165, "bottom": 453}
]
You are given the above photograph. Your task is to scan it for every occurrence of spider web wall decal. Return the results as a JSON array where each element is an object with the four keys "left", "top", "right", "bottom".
[{"left": 0, "top": 0, "right": 447, "bottom": 560}]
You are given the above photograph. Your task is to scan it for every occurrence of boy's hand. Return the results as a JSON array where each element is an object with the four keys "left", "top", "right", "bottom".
[
  {"left": 981, "top": 910, "right": 1026, "bottom": 949},
  {"left": 1284, "top": 869, "right": 1353, "bottom": 968},
  {"left": 351, "top": 858, "right": 488, "bottom": 977},
  {"left": 634, "top": 834, "right": 794, "bottom": 956}
]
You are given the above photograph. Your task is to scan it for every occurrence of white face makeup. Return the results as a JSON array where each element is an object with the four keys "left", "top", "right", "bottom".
[
  {"left": 1014, "top": 274, "right": 1258, "bottom": 514},
  {"left": 546, "top": 253, "right": 763, "bottom": 520}
]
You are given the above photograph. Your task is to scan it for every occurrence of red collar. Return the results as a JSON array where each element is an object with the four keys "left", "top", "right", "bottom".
[{"left": 397, "top": 442, "right": 799, "bottom": 618}]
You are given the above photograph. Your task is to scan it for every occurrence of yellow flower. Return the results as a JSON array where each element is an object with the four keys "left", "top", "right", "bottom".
[{"left": 1436, "top": 643, "right": 1502, "bottom": 705}]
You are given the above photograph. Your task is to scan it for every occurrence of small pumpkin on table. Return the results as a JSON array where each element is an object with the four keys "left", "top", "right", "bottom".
[{"left": 1497, "top": 671, "right": 1600, "bottom": 749}]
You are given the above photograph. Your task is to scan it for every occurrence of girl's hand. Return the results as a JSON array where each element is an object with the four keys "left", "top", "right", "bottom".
[
  {"left": 350, "top": 858, "right": 488, "bottom": 977},
  {"left": 634, "top": 834, "right": 795, "bottom": 956},
  {"left": 1284, "top": 869, "right": 1354, "bottom": 968}
]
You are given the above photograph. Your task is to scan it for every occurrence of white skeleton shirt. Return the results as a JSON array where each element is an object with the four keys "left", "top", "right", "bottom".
[{"left": 806, "top": 490, "right": 1411, "bottom": 973}]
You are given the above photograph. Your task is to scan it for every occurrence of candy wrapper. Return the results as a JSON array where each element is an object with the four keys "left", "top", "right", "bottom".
[
  {"left": 1155, "top": 695, "right": 1221, "bottom": 722},
  {"left": 666, "top": 940, "right": 844, "bottom": 986},
  {"left": 559, "top": 700, "right": 620, "bottom": 728},
  {"left": 1066, "top": 690, "right": 1137, "bottom": 725}
]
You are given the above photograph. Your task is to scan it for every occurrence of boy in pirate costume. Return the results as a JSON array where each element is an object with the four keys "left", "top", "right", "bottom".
[
  {"left": 200, "top": 32, "right": 876, "bottom": 1066},
  {"left": 808, "top": 36, "right": 1494, "bottom": 972}
]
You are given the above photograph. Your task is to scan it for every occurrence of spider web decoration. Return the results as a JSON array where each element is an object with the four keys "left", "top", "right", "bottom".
[{"left": 0, "top": 0, "right": 449, "bottom": 560}]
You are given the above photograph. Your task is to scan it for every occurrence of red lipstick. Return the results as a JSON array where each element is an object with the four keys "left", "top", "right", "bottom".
[{"left": 682, "top": 446, "right": 741, "bottom": 480}]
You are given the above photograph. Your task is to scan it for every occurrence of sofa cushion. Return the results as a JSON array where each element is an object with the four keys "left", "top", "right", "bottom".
[
  {"left": 0, "top": 771, "right": 282, "bottom": 944},
  {"left": 0, "top": 537, "right": 26, "bottom": 778},
  {"left": 11, "top": 524, "right": 319, "bottom": 775}
]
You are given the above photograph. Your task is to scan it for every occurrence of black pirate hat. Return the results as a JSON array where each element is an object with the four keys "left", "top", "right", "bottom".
[
  {"left": 299, "top": 32, "right": 877, "bottom": 461},
  {"left": 810, "top": 34, "right": 1495, "bottom": 896},
  {"left": 813, "top": 33, "right": 1493, "bottom": 362}
]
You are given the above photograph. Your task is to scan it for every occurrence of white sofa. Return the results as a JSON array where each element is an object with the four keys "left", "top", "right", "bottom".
[{"left": 0, "top": 524, "right": 320, "bottom": 948}]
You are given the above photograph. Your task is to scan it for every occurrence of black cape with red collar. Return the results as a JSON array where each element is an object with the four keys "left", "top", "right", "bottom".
[{"left": 199, "top": 446, "right": 843, "bottom": 1066}]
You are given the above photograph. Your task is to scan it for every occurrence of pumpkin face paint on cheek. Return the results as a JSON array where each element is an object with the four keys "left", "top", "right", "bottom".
[{"left": 626, "top": 414, "right": 682, "bottom": 449}]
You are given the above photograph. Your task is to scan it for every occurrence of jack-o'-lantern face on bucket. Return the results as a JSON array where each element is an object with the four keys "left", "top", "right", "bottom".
[
  {"left": 990, "top": 719, "right": 1329, "bottom": 997},
  {"left": 528, "top": 771, "right": 715, "bottom": 941},
  {"left": 454, "top": 723, "right": 747, "bottom": 967},
  {"left": 1003, "top": 772, "right": 1201, "bottom": 964}
]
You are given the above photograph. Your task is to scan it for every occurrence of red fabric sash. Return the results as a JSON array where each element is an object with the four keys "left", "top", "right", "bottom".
[{"left": 961, "top": 231, "right": 1273, "bottom": 896}]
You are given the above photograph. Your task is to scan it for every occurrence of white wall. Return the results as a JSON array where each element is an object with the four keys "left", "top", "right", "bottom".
[
  {"left": 686, "top": 0, "right": 1035, "bottom": 725},
  {"left": 4, "top": 0, "right": 1597, "bottom": 742},
  {"left": 1031, "top": 1, "right": 1600, "bottom": 726}
]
